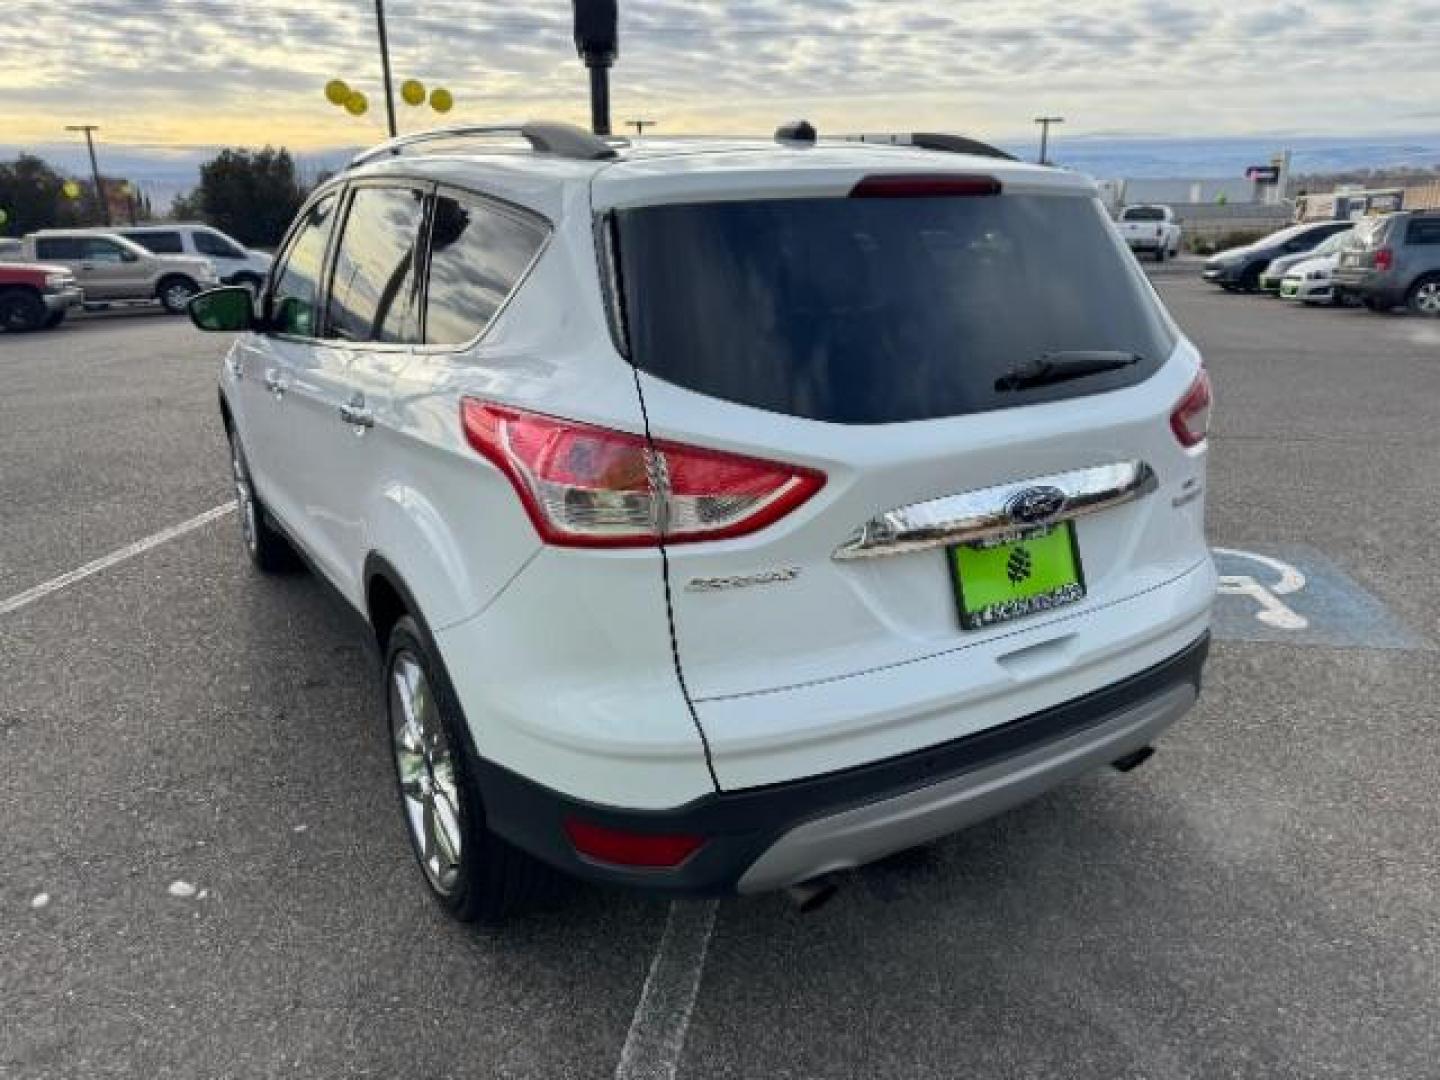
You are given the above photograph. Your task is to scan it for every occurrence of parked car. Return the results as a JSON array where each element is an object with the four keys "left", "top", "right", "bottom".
[
  {"left": 0, "top": 238, "right": 22, "bottom": 258},
  {"left": 1332, "top": 211, "right": 1440, "bottom": 315},
  {"left": 1278, "top": 252, "right": 1345, "bottom": 305},
  {"left": 1116, "top": 204, "right": 1182, "bottom": 262},
  {"left": 21, "top": 230, "right": 219, "bottom": 313},
  {"left": 115, "top": 223, "right": 273, "bottom": 291},
  {"left": 1201, "top": 220, "right": 1352, "bottom": 291},
  {"left": 189, "top": 121, "right": 1215, "bottom": 922},
  {"left": 1258, "top": 226, "right": 1354, "bottom": 293},
  {"left": 0, "top": 260, "right": 82, "bottom": 331}
]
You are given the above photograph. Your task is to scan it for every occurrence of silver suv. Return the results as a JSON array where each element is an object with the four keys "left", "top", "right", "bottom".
[
  {"left": 1333, "top": 211, "right": 1440, "bottom": 315},
  {"left": 21, "top": 230, "right": 219, "bottom": 313}
]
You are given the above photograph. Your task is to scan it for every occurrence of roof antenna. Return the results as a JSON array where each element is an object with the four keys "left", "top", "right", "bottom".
[{"left": 775, "top": 120, "right": 817, "bottom": 145}]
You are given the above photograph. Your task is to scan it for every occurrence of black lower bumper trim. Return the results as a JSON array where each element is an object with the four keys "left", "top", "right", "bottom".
[{"left": 475, "top": 633, "right": 1210, "bottom": 895}]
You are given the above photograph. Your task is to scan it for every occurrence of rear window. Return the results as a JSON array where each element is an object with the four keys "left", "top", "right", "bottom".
[
  {"left": 1121, "top": 207, "right": 1165, "bottom": 222},
  {"left": 125, "top": 231, "right": 184, "bottom": 254},
  {"left": 35, "top": 237, "right": 82, "bottom": 260},
  {"left": 614, "top": 193, "right": 1176, "bottom": 424}
]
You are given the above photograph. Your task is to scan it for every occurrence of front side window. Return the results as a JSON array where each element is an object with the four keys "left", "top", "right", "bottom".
[
  {"left": 424, "top": 191, "right": 547, "bottom": 345},
  {"left": 126, "top": 231, "right": 184, "bottom": 254},
  {"left": 195, "top": 230, "right": 246, "bottom": 259},
  {"left": 82, "top": 238, "right": 130, "bottom": 264},
  {"left": 268, "top": 191, "right": 339, "bottom": 337},
  {"left": 1406, "top": 218, "right": 1440, "bottom": 246},
  {"left": 325, "top": 185, "right": 426, "bottom": 344}
]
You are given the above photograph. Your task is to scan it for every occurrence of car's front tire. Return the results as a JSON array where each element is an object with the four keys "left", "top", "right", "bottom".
[
  {"left": 383, "top": 615, "right": 554, "bottom": 923},
  {"left": 0, "top": 289, "right": 46, "bottom": 332},
  {"left": 157, "top": 275, "right": 200, "bottom": 314},
  {"left": 44, "top": 310, "right": 66, "bottom": 328},
  {"left": 226, "top": 428, "right": 298, "bottom": 572}
]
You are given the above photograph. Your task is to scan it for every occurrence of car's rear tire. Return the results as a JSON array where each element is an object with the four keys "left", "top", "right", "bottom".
[
  {"left": 383, "top": 615, "right": 555, "bottom": 923},
  {"left": 226, "top": 428, "right": 298, "bottom": 572},
  {"left": 1406, "top": 275, "right": 1440, "bottom": 317},
  {"left": 157, "top": 275, "right": 200, "bottom": 314},
  {"left": 44, "top": 310, "right": 66, "bottom": 328},
  {"left": 1239, "top": 265, "right": 1262, "bottom": 293},
  {"left": 0, "top": 289, "right": 46, "bottom": 332}
]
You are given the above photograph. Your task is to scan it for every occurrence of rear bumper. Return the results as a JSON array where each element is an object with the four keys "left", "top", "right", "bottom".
[
  {"left": 1202, "top": 265, "right": 1240, "bottom": 284},
  {"left": 476, "top": 632, "right": 1209, "bottom": 895}
]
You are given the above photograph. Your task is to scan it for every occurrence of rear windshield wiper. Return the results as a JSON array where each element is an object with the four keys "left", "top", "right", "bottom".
[{"left": 995, "top": 351, "right": 1140, "bottom": 392}]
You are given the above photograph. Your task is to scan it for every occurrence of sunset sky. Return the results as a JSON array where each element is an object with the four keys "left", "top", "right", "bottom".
[{"left": 3, "top": 0, "right": 1439, "bottom": 153}]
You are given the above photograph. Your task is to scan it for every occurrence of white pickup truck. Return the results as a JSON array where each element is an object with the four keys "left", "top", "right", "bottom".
[{"left": 1116, "top": 205, "right": 1183, "bottom": 262}]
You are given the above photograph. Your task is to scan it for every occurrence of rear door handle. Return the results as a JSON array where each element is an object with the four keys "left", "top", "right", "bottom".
[
  {"left": 339, "top": 395, "right": 374, "bottom": 429},
  {"left": 263, "top": 368, "right": 287, "bottom": 397}
]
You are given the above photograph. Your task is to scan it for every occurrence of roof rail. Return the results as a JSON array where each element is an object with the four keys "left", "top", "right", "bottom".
[
  {"left": 349, "top": 121, "right": 619, "bottom": 169},
  {"left": 842, "top": 132, "right": 1017, "bottom": 162}
]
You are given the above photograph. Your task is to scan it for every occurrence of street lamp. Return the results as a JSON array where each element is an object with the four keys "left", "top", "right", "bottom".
[
  {"left": 1034, "top": 116, "right": 1064, "bottom": 166},
  {"left": 573, "top": 0, "right": 618, "bottom": 136}
]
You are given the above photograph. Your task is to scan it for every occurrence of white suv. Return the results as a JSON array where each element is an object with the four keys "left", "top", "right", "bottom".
[{"left": 190, "top": 122, "right": 1215, "bottom": 921}]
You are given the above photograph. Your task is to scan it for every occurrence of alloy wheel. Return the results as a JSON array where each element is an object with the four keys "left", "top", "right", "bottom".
[
  {"left": 389, "top": 651, "right": 464, "bottom": 895},
  {"left": 229, "top": 443, "right": 258, "bottom": 555},
  {"left": 1413, "top": 282, "right": 1440, "bottom": 316}
]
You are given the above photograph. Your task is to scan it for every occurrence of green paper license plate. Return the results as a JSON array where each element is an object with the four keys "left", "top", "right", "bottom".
[{"left": 950, "top": 523, "right": 1086, "bottom": 631}]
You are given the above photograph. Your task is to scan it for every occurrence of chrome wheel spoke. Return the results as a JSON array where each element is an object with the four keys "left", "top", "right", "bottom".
[
  {"left": 388, "top": 650, "right": 464, "bottom": 896},
  {"left": 431, "top": 790, "right": 462, "bottom": 870}
]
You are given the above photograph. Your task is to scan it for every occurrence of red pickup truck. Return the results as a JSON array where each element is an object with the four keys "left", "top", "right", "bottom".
[{"left": 0, "top": 261, "right": 83, "bottom": 331}]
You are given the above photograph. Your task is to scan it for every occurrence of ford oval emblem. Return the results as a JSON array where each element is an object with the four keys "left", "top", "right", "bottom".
[{"left": 1006, "top": 485, "right": 1067, "bottom": 526}]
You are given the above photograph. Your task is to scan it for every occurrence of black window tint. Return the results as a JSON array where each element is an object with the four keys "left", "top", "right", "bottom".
[
  {"left": 424, "top": 192, "right": 546, "bottom": 345},
  {"left": 195, "top": 230, "right": 245, "bottom": 259},
  {"left": 1122, "top": 207, "right": 1165, "bottom": 221},
  {"left": 126, "top": 231, "right": 184, "bottom": 254},
  {"left": 615, "top": 194, "right": 1177, "bottom": 425},
  {"left": 35, "top": 238, "right": 81, "bottom": 260},
  {"left": 1406, "top": 218, "right": 1440, "bottom": 245},
  {"left": 326, "top": 185, "right": 425, "bottom": 344},
  {"left": 269, "top": 192, "right": 339, "bottom": 337}
]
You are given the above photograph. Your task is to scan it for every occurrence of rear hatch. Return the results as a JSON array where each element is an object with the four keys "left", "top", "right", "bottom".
[
  {"left": 598, "top": 157, "right": 1210, "bottom": 782},
  {"left": 1338, "top": 215, "right": 1392, "bottom": 270}
]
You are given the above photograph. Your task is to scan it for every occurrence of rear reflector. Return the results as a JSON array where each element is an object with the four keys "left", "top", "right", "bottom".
[
  {"left": 460, "top": 399, "right": 824, "bottom": 547},
  {"left": 1170, "top": 369, "right": 1213, "bottom": 448},
  {"left": 850, "top": 174, "right": 1002, "bottom": 198},
  {"left": 564, "top": 818, "right": 705, "bottom": 868}
]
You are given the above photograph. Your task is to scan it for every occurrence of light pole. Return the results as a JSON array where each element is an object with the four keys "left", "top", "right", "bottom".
[
  {"left": 374, "top": 0, "right": 398, "bottom": 137},
  {"left": 65, "top": 124, "right": 109, "bottom": 225},
  {"left": 1033, "top": 116, "right": 1064, "bottom": 166},
  {"left": 573, "top": 0, "right": 618, "bottom": 136}
]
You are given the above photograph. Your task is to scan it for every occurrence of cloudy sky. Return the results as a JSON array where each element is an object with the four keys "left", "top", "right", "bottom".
[{"left": 3, "top": 0, "right": 1439, "bottom": 153}]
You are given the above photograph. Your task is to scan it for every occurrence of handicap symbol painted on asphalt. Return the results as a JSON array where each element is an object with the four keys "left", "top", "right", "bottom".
[{"left": 1210, "top": 545, "right": 1425, "bottom": 649}]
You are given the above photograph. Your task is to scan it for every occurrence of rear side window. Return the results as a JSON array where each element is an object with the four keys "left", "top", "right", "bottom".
[
  {"left": 126, "top": 231, "right": 184, "bottom": 254},
  {"left": 268, "top": 191, "right": 339, "bottom": 337},
  {"left": 424, "top": 191, "right": 547, "bottom": 345},
  {"left": 1122, "top": 207, "right": 1165, "bottom": 221},
  {"left": 614, "top": 193, "right": 1176, "bottom": 424},
  {"left": 1406, "top": 217, "right": 1440, "bottom": 246},
  {"left": 326, "top": 185, "right": 426, "bottom": 343}
]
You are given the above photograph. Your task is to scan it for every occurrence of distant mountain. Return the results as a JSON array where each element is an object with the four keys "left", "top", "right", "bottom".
[{"left": 4, "top": 133, "right": 1438, "bottom": 211}]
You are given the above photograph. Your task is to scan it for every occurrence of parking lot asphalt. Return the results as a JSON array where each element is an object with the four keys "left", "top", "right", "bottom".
[{"left": 3, "top": 277, "right": 1438, "bottom": 1079}]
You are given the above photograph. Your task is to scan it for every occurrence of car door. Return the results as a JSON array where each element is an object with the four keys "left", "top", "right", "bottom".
[
  {"left": 283, "top": 179, "right": 428, "bottom": 603},
  {"left": 234, "top": 188, "right": 343, "bottom": 547},
  {"left": 74, "top": 237, "right": 141, "bottom": 299}
]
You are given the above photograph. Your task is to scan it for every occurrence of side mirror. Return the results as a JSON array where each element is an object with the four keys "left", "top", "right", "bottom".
[{"left": 188, "top": 286, "right": 255, "bottom": 332}]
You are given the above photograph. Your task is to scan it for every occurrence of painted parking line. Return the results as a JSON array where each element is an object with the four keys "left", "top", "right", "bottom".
[
  {"left": 615, "top": 899, "right": 718, "bottom": 1080},
  {"left": 1212, "top": 545, "right": 1425, "bottom": 649},
  {"left": 0, "top": 504, "right": 234, "bottom": 618}
]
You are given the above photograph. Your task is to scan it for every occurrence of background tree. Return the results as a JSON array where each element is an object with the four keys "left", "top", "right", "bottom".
[
  {"left": 0, "top": 155, "right": 90, "bottom": 235},
  {"left": 188, "top": 147, "right": 305, "bottom": 247}
]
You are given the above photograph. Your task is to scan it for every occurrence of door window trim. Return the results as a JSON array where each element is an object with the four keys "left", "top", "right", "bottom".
[{"left": 262, "top": 183, "right": 347, "bottom": 345}]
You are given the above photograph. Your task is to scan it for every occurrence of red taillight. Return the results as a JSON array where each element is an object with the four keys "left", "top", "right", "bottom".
[
  {"left": 1170, "top": 369, "right": 1213, "bottom": 448},
  {"left": 1374, "top": 246, "right": 1394, "bottom": 271},
  {"left": 460, "top": 400, "right": 824, "bottom": 547},
  {"left": 850, "top": 174, "right": 1001, "bottom": 198},
  {"left": 564, "top": 818, "right": 705, "bottom": 868}
]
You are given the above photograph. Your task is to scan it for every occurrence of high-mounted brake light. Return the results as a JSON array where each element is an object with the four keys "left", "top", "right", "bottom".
[
  {"left": 850, "top": 174, "right": 1002, "bottom": 198},
  {"left": 1170, "top": 369, "right": 1213, "bottom": 448},
  {"left": 564, "top": 818, "right": 705, "bottom": 869},
  {"left": 460, "top": 400, "right": 825, "bottom": 547}
]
